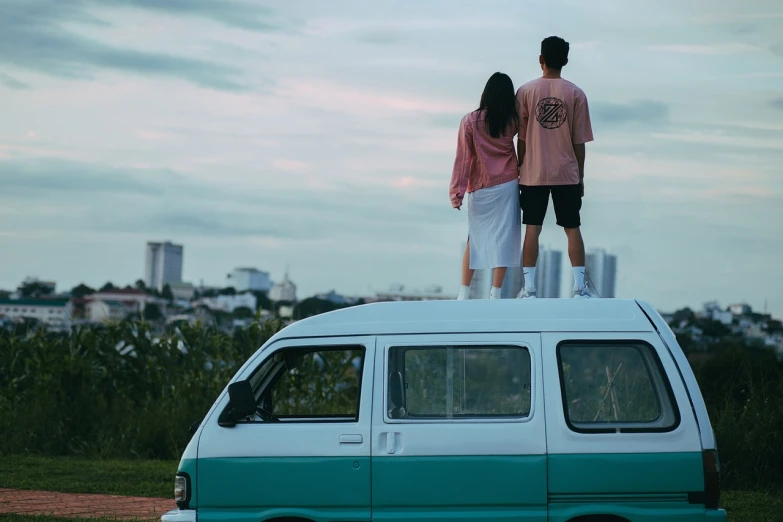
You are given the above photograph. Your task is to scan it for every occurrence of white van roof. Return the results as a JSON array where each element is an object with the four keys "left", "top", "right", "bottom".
[{"left": 275, "top": 298, "right": 658, "bottom": 339}]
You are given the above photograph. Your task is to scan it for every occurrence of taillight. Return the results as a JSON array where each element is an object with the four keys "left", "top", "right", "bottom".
[{"left": 703, "top": 449, "right": 720, "bottom": 509}]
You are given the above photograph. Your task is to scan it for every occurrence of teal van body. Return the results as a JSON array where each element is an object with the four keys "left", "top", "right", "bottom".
[{"left": 162, "top": 299, "right": 727, "bottom": 522}]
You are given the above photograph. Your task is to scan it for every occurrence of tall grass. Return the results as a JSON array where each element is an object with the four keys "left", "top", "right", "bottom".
[{"left": 0, "top": 318, "right": 282, "bottom": 460}]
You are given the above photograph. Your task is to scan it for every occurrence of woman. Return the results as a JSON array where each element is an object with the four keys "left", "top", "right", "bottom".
[{"left": 449, "top": 72, "right": 520, "bottom": 300}]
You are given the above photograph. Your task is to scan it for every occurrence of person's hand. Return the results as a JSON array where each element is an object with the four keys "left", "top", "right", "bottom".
[{"left": 451, "top": 192, "right": 463, "bottom": 210}]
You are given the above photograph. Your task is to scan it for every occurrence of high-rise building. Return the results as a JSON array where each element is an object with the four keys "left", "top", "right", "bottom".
[
  {"left": 585, "top": 248, "right": 618, "bottom": 298},
  {"left": 534, "top": 248, "right": 562, "bottom": 298},
  {"left": 227, "top": 267, "right": 272, "bottom": 293},
  {"left": 145, "top": 241, "right": 183, "bottom": 292}
]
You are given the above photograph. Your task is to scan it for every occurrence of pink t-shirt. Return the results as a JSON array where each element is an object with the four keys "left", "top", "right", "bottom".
[{"left": 516, "top": 77, "right": 594, "bottom": 186}]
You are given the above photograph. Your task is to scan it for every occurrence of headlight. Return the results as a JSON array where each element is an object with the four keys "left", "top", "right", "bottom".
[{"left": 174, "top": 474, "right": 189, "bottom": 506}]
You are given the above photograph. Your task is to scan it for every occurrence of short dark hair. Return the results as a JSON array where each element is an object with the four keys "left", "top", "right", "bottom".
[{"left": 541, "top": 36, "right": 569, "bottom": 70}]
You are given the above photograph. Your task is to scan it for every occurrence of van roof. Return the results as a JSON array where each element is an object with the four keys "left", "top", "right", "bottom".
[{"left": 274, "top": 298, "right": 658, "bottom": 339}]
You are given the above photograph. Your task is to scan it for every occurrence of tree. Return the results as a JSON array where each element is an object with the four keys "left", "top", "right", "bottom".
[
  {"left": 218, "top": 287, "right": 237, "bottom": 296},
  {"left": 18, "top": 281, "right": 54, "bottom": 298},
  {"left": 250, "top": 291, "right": 272, "bottom": 311},
  {"left": 293, "top": 297, "right": 343, "bottom": 319},
  {"left": 143, "top": 303, "right": 163, "bottom": 321},
  {"left": 70, "top": 284, "right": 96, "bottom": 298},
  {"left": 233, "top": 306, "right": 254, "bottom": 319},
  {"left": 100, "top": 282, "right": 117, "bottom": 292},
  {"left": 161, "top": 284, "right": 174, "bottom": 302},
  {"left": 135, "top": 279, "right": 147, "bottom": 291}
]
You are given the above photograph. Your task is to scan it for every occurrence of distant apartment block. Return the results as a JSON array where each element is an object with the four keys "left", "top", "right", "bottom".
[
  {"left": 533, "top": 248, "right": 562, "bottom": 298},
  {"left": 585, "top": 248, "right": 618, "bottom": 298},
  {"left": 0, "top": 298, "right": 72, "bottom": 330},
  {"left": 227, "top": 267, "right": 272, "bottom": 293},
  {"left": 145, "top": 241, "right": 183, "bottom": 291}
]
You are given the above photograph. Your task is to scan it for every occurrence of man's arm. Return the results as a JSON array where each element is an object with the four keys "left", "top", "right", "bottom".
[
  {"left": 517, "top": 139, "right": 526, "bottom": 170},
  {"left": 573, "top": 142, "right": 585, "bottom": 196}
]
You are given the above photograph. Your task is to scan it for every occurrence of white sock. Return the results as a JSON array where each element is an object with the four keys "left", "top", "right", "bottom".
[
  {"left": 457, "top": 285, "right": 470, "bottom": 300},
  {"left": 523, "top": 267, "right": 536, "bottom": 291},
  {"left": 573, "top": 267, "right": 585, "bottom": 288},
  {"left": 489, "top": 286, "right": 501, "bottom": 299}
]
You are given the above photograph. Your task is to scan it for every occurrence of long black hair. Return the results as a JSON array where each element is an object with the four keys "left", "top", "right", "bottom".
[{"left": 475, "top": 72, "right": 518, "bottom": 138}]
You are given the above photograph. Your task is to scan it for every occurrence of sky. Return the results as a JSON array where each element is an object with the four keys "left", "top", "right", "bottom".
[{"left": 0, "top": 0, "right": 782, "bottom": 316}]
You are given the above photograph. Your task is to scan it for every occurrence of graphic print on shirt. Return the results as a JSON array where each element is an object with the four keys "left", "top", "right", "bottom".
[{"left": 535, "top": 97, "right": 567, "bottom": 130}]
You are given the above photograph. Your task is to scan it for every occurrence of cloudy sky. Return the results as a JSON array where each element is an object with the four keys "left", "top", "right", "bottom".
[{"left": 1, "top": 0, "right": 782, "bottom": 316}]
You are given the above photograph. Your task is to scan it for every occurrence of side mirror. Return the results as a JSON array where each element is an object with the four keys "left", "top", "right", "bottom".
[{"left": 218, "top": 380, "right": 257, "bottom": 427}]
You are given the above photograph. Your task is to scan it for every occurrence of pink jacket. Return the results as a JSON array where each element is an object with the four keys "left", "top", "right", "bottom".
[{"left": 449, "top": 110, "right": 518, "bottom": 204}]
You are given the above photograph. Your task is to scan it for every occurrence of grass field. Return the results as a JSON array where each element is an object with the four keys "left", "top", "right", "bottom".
[{"left": 1, "top": 455, "right": 781, "bottom": 521}]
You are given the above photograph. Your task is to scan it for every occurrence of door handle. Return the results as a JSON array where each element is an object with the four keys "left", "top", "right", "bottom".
[
  {"left": 339, "top": 434, "right": 363, "bottom": 444},
  {"left": 386, "top": 432, "right": 396, "bottom": 454}
]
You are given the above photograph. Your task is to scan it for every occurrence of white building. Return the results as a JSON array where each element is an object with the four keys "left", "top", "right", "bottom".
[
  {"left": 729, "top": 303, "right": 752, "bottom": 316},
  {"left": 87, "top": 288, "right": 156, "bottom": 313},
  {"left": 0, "top": 298, "right": 72, "bottom": 329},
  {"left": 168, "top": 282, "right": 196, "bottom": 301},
  {"left": 269, "top": 270, "right": 297, "bottom": 302},
  {"left": 86, "top": 300, "right": 131, "bottom": 323},
  {"left": 376, "top": 284, "right": 453, "bottom": 302},
  {"left": 145, "top": 241, "right": 184, "bottom": 292},
  {"left": 585, "top": 248, "right": 618, "bottom": 298},
  {"left": 198, "top": 293, "right": 257, "bottom": 313},
  {"left": 227, "top": 267, "right": 272, "bottom": 293}
]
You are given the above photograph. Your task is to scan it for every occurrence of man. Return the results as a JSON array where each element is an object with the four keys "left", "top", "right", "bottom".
[{"left": 515, "top": 35, "right": 594, "bottom": 299}]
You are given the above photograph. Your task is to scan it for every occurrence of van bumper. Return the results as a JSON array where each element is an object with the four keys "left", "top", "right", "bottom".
[
  {"left": 705, "top": 508, "right": 727, "bottom": 521},
  {"left": 161, "top": 508, "right": 196, "bottom": 522}
]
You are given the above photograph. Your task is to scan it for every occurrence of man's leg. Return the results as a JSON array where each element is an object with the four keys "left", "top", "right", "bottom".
[
  {"left": 552, "top": 184, "right": 592, "bottom": 297},
  {"left": 517, "top": 185, "right": 548, "bottom": 298}
]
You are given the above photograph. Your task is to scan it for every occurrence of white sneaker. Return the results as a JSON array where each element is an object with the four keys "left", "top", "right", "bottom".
[
  {"left": 573, "top": 284, "right": 593, "bottom": 298},
  {"left": 516, "top": 288, "right": 537, "bottom": 299}
]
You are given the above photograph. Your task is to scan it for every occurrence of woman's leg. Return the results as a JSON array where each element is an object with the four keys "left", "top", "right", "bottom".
[
  {"left": 461, "top": 238, "right": 474, "bottom": 286},
  {"left": 492, "top": 267, "right": 507, "bottom": 288},
  {"left": 457, "top": 239, "right": 473, "bottom": 300}
]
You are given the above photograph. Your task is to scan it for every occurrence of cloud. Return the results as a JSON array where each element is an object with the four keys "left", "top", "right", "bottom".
[
  {"left": 647, "top": 43, "right": 762, "bottom": 55},
  {"left": 0, "top": 72, "right": 29, "bottom": 90},
  {"left": 771, "top": 98, "right": 783, "bottom": 111},
  {"left": 0, "top": 0, "right": 247, "bottom": 91},
  {"left": 100, "top": 0, "right": 287, "bottom": 32},
  {"left": 592, "top": 100, "right": 669, "bottom": 125},
  {"left": 358, "top": 31, "right": 402, "bottom": 45},
  {"left": 651, "top": 131, "right": 783, "bottom": 151}
]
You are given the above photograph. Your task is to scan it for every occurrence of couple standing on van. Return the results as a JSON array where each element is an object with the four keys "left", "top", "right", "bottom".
[{"left": 450, "top": 35, "right": 594, "bottom": 300}]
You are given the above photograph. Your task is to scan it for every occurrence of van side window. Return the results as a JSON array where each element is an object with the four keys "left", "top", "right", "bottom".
[
  {"left": 387, "top": 346, "right": 531, "bottom": 420},
  {"left": 247, "top": 346, "right": 365, "bottom": 422},
  {"left": 557, "top": 341, "right": 680, "bottom": 433}
]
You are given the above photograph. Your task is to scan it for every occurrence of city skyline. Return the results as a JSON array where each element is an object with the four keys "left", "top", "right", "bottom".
[{"left": 1, "top": 1, "right": 781, "bottom": 316}]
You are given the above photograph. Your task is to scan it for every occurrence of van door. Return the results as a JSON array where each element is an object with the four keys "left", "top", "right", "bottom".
[
  {"left": 542, "top": 332, "right": 706, "bottom": 522},
  {"left": 371, "top": 333, "right": 547, "bottom": 522},
  {"left": 196, "top": 335, "right": 375, "bottom": 522}
]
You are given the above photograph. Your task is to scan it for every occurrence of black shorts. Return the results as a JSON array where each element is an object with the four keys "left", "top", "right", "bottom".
[{"left": 519, "top": 183, "right": 582, "bottom": 228}]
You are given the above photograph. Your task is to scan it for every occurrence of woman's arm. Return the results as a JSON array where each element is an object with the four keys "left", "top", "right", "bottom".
[{"left": 449, "top": 117, "right": 473, "bottom": 209}]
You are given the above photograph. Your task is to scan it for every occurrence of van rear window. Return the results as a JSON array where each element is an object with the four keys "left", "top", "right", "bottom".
[
  {"left": 557, "top": 341, "right": 680, "bottom": 433},
  {"left": 387, "top": 346, "right": 531, "bottom": 419}
]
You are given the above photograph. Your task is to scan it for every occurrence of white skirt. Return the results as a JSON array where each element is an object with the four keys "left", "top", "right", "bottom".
[{"left": 467, "top": 179, "right": 521, "bottom": 269}]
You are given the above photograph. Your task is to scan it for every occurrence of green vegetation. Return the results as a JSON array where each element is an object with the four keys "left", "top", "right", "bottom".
[
  {"left": 0, "top": 317, "right": 283, "bottom": 460},
  {"left": 0, "top": 455, "right": 175, "bottom": 498}
]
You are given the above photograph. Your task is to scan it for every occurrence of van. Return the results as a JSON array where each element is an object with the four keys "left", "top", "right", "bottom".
[{"left": 162, "top": 298, "right": 727, "bottom": 522}]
